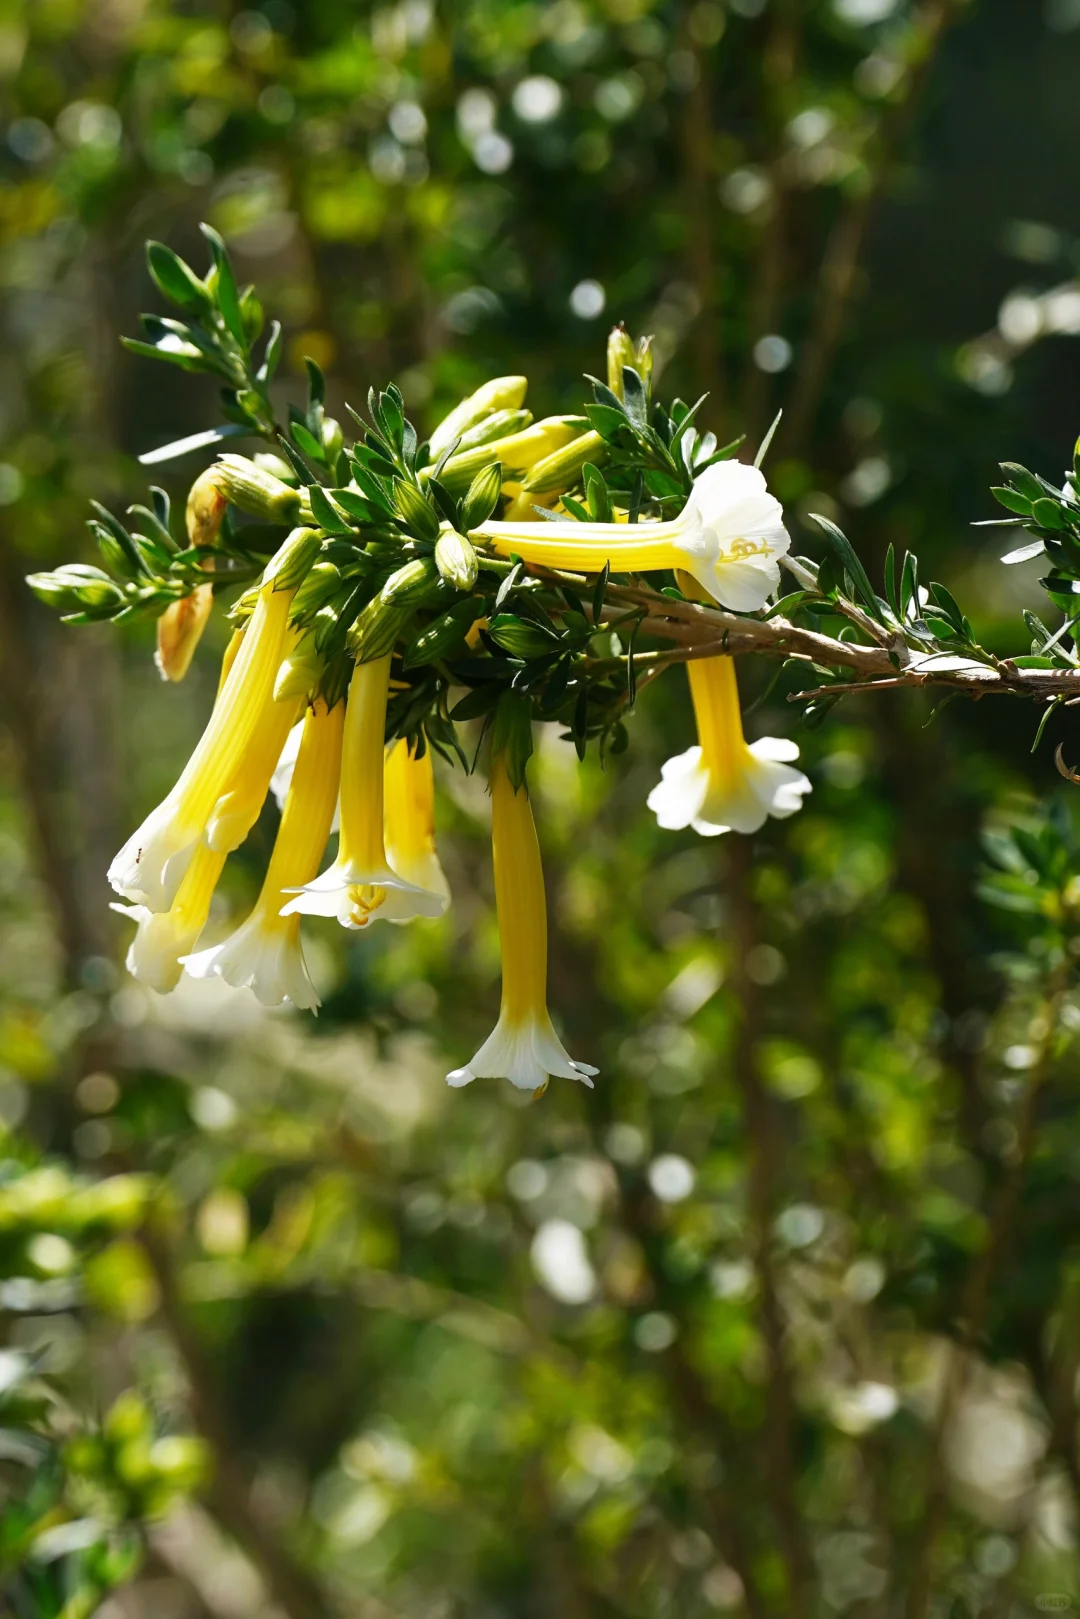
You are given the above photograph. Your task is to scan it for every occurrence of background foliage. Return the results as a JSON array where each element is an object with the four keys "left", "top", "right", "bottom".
[{"left": 3, "top": 1, "right": 1080, "bottom": 1615}]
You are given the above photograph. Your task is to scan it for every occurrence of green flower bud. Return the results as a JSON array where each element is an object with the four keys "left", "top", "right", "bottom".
[
  {"left": 381, "top": 555, "right": 444, "bottom": 605},
  {"left": 438, "top": 417, "right": 588, "bottom": 498},
  {"left": 322, "top": 415, "right": 344, "bottom": 464},
  {"left": 213, "top": 455, "right": 303, "bottom": 524},
  {"left": 607, "top": 325, "right": 635, "bottom": 398},
  {"left": 263, "top": 527, "right": 322, "bottom": 592},
  {"left": 523, "top": 430, "right": 608, "bottom": 494},
  {"left": 27, "top": 564, "right": 124, "bottom": 615},
  {"left": 451, "top": 408, "right": 533, "bottom": 457},
  {"left": 460, "top": 462, "right": 503, "bottom": 530},
  {"left": 428, "top": 375, "right": 529, "bottom": 460},
  {"left": 405, "top": 596, "right": 486, "bottom": 666},
  {"left": 392, "top": 478, "right": 441, "bottom": 542},
  {"left": 347, "top": 596, "right": 413, "bottom": 662},
  {"left": 435, "top": 525, "right": 479, "bottom": 590},
  {"left": 290, "top": 560, "right": 341, "bottom": 623}
]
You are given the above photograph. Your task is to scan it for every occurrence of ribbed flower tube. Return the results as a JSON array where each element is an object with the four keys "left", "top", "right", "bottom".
[
  {"left": 111, "top": 840, "right": 228, "bottom": 994},
  {"left": 282, "top": 656, "right": 446, "bottom": 929},
  {"left": 383, "top": 739, "right": 450, "bottom": 921},
  {"left": 474, "top": 460, "right": 790, "bottom": 612},
  {"left": 108, "top": 574, "right": 296, "bottom": 911},
  {"left": 647, "top": 655, "right": 811, "bottom": 836},
  {"left": 447, "top": 755, "right": 597, "bottom": 1093},
  {"left": 186, "top": 700, "right": 344, "bottom": 1009}
]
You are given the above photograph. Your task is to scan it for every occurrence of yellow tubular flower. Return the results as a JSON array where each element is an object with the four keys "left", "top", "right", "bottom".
[
  {"left": 111, "top": 840, "right": 228, "bottom": 994},
  {"left": 647, "top": 655, "right": 811, "bottom": 836},
  {"left": 281, "top": 656, "right": 446, "bottom": 929},
  {"left": 185, "top": 700, "right": 344, "bottom": 1009},
  {"left": 473, "top": 460, "right": 790, "bottom": 612},
  {"left": 108, "top": 570, "right": 296, "bottom": 912},
  {"left": 383, "top": 739, "right": 450, "bottom": 921},
  {"left": 447, "top": 755, "right": 597, "bottom": 1093},
  {"left": 205, "top": 659, "right": 301, "bottom": 853}
]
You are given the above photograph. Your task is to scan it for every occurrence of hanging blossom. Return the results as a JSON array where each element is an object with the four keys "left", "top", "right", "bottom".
[
  {"left": 448, "top": 752, "right": 597, "bottom": 1094},
  {"left": 108, "top": 532, "right": 312, "bottom": 912},
  {"left": 383, "top": 738, "right": 450, "bottom": 921},
  {"left": 473, "top": 460, "right": 789, "bottom": 612},
  {"left": 647, "top": 655, "right": 811, "bottom": 836},
  {"left": 185, "top": 699, "right": 344, "bottom": 1009},
  {"left": 282, "top": 654, "right": 447, "bottom": 930}
]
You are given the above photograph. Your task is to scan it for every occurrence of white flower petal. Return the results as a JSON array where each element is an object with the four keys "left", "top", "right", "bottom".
[
  {"left": 447, "top": 1012, "right": 596, "bottom": 1092},
  {"left": 107, "top": 802, "right": 199, "bottom": 911},
  {"left": 645, "top": 746, "right": 711, "bottom": 831},
  {"left": 183, "top": 913, "right": 319, "bottom": 1011}
]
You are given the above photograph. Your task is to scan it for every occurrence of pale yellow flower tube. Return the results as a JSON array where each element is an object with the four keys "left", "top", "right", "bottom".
[
  {"left": 282, "top": 657, "right": 446, "bottom": 929},
  {"left": 647, "top": 655, "right": 811, "bottom": 836},
  {"left": 383, "top": 739, "right": 450, "bottom": 920},
  {"left": 111, "top": 840, "right": 228, "bottom": 994},
  {"left": 185, "top": 700, "right": 344, "bottom": 1009},
  {"left": 109, "top": 576, "right": 296, "bottom": 911},
  {"left": 473, "top": 461, "right": 790, "bottom": 612},
  {"left": 447, "top": 755, "right": 597, "bottom": 1093}
]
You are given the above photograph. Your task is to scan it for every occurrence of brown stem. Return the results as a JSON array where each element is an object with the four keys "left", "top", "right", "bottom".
[
  {"left": 141, "top": 1228, "right": 332, "bottom": 1619},
  {"left": 903, "top": 970, "right": 1068, "bottom": 1619},
  {"left": 779, "top": 0, "right": 971, "bottom": 454},
  {"left": 727, "top": 836, "right": 814, "bottom": 1614}
]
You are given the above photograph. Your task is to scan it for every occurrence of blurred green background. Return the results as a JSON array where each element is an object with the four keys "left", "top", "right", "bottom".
[{"left": 4, "top": 1, "right": 1080, "bottom": 1615}]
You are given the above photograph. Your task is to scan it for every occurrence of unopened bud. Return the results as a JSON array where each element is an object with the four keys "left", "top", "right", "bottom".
[
  {"left": 460, "top": 462, "right": 503, "bottom": 530},
  {"left": 523, "top": 430, "right": 608, "bottom": 494},
  {"left": 429, "top": 375, "right": 529, "bottom": 460},
  {"left": 213, "top": 455, "right": 303, "bottom": 525},
  {"left": 451, "top": 409, "right": 533, "bottom": 458},
  {"left": 439, "top": 417, "right": 588, "bottom": 497},
  {"left": 26, "top": 564, "right": 124, "bottom": 615},
  {"left": 607, "top": 325, "right": 635, "bottom": 398},
  {"left": 322, "top": 415, "right": 344, "bottom": 463},
  {"left": 263, "top": 527, "right": 322, "bottom": 592},
  {"left": 274, "top": 631, "right": 324, "bottom": 701},
  {"left": 381, "top": 556, "right": 444, "bottom": 606},
  {"left": 404, "top": 596, "right": 486, "bottom": 666},
  {"left": 290, "top": 560, "right": 341, "bottom": 622},
  {"left": 435, "top": 526, "right": 479, "bottom": 590},
  {"left": 634, "top": 334, "right": 653, "bottom": 390},
  {"left": 392, "top": 478, "right": 441, "bottom": 542},
  {"left": 185, "top": 467, "right": 227, "bottom": 548},
  {"left": 155, "top": 583, "right": 214, "bottom": 682},
  {"left": 347, "top": 596, "right": 413, "bottom": 663}
]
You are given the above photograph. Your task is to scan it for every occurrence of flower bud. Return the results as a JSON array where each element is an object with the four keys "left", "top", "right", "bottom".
[
  {"left": 392, "top": 478, "right": 441, "bottom": 542},
  {"left": 404, "top": 596, "right": 486, "bottom": 666},
  {"left": 523, "top": 430, "right": 608, "bottom": 495},
  {"left": 451, "top": 409, "right": 533, "bottom": 457},
  {"left": 185, "top": 467, "right": 227, "bottom": 548},
  {"left": 27, "top": 564, "right": 124, "bottom": 614},
  {"left": 263, "top": 527, "right": 323, "bottom": 592},
  {"left": 347, "top": 597, "right": 413, "bottom": 663},
  {"left": 460, "top": 462, "right": 503, "bottom": 530},
  {"left": 381, "top": 556, "right": 444, "bottom": 606},
  {"left": 429, "top": 375, "right": 529, "bottom": 460},
  {"left": 322, "top": 415, "right": 344, "bottom": 464},
  {"left": 155, "top": 582, "right": 214, "bottom": 682},
  {"left": 439, "top": 417, "right": 588, "bottom": 497},
  {"left": 212, "top": 455, "right": 303, "bottom": 525},
  {"left": 607, "top": 325, "right": 635, "bottom": 398},
  {"left": 435, "top": 525, "right": 479, "bottom": 590},
  {"left": 289, "top": 560, "right": 341, "bottom": 622},
  {"left": 274, "top": 630, "right": 324, "bottom": 701}
]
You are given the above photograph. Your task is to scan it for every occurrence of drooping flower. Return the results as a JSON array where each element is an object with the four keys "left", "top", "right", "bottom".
[
  {"left": 108, "top": 572, "right": 296, "bottom": 912},
  {"left": 447, "top": 754, "right": 597, "bottom": 1093},
  {"left": 383, "top": 738, "right": 450, "bottom": 921},
  {"left": 111, "top": 840, "right": 228, "bottom": 993},
  {"left": 185, "top": 700, "right": 344, "bottom": 1009},
  {"left": 647, "top": 655, "right": 811, "bottom": 837},
  {"left": 281, "top": 655, "right": 446, "bottom": 930},
  {"left": 473, "top": 459, "right": 789, "bottom": 612}
]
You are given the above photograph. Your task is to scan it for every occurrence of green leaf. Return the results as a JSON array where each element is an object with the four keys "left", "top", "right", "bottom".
[
  {"left": 200, "top": 223, "right": 247, "bottom": 348},
  {"left": 146, "top": 241, "right": 210, "bottom": 313},
  {"left": 307, "top": 486, "right": 354, "bottom": 536},
  {"left": 487, "top": 614, "right": 561, "bottom": 658},
  {"left": 810, "top": 514, "right": 883, "bottom": 620},
  {"left": 990, "top": 485, "right": 1033, "bottom": 516}
]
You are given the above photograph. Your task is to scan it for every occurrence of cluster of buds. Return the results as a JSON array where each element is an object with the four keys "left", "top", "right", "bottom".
[{"left": 34, "top": 318, "right": 815, "bottom": 1095}]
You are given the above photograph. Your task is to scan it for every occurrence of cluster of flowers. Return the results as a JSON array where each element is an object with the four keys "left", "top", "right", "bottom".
[{"left": 95, "top": 363, "right": 811, "bottom": 1095}]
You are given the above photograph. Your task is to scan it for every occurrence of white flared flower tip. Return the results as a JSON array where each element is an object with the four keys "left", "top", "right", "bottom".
[
  {"left": 447, "top": 1012, "right": 598, "bottom": 1092},
  {"left": 675, "top": 461, "right": 790, "bottom": 612},
  {"left": 111, "top": 901, "right": 192, "bottom": 994},
  {"left": 183, "top": 913, "right": 319, "bottom": 1011},
  {"left": 647, "top": 738, "right": 811, "bottom": 837},
  {"left": 107, "top": 803, "right": 199, "bottom": 911},
  {"left": 280, "top": 861, "right": 447, "bottom": 928}
]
